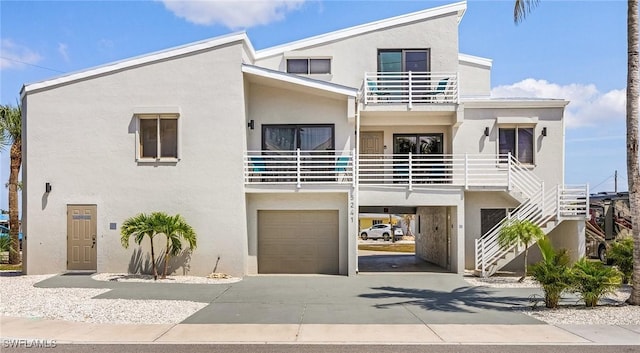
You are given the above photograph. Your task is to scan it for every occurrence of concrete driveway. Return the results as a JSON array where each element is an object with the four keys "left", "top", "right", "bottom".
[{"left": 35, "top": 272, "right": 543, "bottom": 325}]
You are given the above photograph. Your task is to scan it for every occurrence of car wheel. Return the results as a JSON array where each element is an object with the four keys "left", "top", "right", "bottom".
[
  {"left": 598, "top": 245, "right": 607, "bottom": 264},
  {"left": 360, "top": 233, "right": 368, "bottom": 240},
  {"left": 383, "top": 233, "right": 390, "bottom": 241}
]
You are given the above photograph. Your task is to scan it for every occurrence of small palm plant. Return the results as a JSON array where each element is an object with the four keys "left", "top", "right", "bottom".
[
  {"left": 608, "top": 237, "right": 634, "bottom": 284},
  {"left": 529, "top": 236, "right": 572, "bottom": 308},
  {"left": 153, "top": 212, "right": 197, "bottom": 279},
  {"left": 121, "top": 213, "right": 160, "bottom": 280},
  {"left": 571, "top": 258, "right": 622, "bottom": 307},
  {"left": 498, "top": 219, "right": 545, "bottom": 282}
]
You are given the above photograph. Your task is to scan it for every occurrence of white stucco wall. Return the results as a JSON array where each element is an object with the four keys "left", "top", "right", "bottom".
[
  {"left": 23, "top": 42, "right": 250, "bottom": 276},
  {"left": 245, "top": 192, "right": 352, "bottom": 275},
  {"left": 255, "top": 13, "right": 460, "bottom": 89},
  {"left": 454, "top": 106, "right": 566, "bottom": 188},
  {"left": 458, "top": 61, "right": 491, "bottom": 97},
  {"left": 463, "top": 191, "right": 520, "bottom": 269}
]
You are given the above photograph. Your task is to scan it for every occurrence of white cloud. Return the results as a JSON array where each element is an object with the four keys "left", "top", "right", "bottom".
[
  {"left": 58, "top": 43, "right": 70, "bottom": 62},
  {"left": 0, "top": 39, "right": 42, "bottom": 70},
  {"left": 491, "top": 79, "right": 625, "bottom": 128},
  {"left": 161, "top": 0, "right": 306, "bottom": 29}
]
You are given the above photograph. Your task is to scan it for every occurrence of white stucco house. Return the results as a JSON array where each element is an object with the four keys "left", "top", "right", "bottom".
[{"left": 20, "top": 1, "right": 588, "bottom": 277}]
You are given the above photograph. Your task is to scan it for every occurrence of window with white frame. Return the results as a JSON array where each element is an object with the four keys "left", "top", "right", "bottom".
[
  {"left": 286, "top": 58, "right": 331, "bottom": 75},
  {"left": 137, "top": 114, "right": 179, "bottom": 160},
  {"left": 499, "top": 126, "right": 534, "bottom": 164}
]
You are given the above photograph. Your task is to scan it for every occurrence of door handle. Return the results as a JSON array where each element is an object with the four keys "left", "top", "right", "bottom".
[{"left": 92, "top": 236, "right": 96, "bottom": 248}]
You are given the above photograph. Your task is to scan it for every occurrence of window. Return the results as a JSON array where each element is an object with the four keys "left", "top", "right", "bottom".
[
  {"left": 499, "top": 127, "right": 534, "bottom": 164},
  {"left": 262, "top": 124, "right": 334, "bottom": 152},
  {"left": 378, "top": 49, "right": 429, "bottom": 73},
  {"left": 137, "top": 114, "right": 179, "bottom": 160},
  {"left": 372, "top": 220, "right": 383, "bottom": 225},
  {"left": 286, "top": 58, "right": 331, "bottom": 75}
]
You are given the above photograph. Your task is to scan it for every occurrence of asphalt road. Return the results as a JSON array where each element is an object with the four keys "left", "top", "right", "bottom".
[{"left": 3, "top": 345, "right": 639, "bottom": 353}]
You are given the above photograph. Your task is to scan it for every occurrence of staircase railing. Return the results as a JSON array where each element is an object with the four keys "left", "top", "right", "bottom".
[{"left": 474, "top": 156, "right": 588, "bottom": 277}]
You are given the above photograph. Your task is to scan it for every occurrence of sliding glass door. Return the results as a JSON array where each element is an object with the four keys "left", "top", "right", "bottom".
[{"left": 393, "top": 133, "right": 445, "bottom": 183}]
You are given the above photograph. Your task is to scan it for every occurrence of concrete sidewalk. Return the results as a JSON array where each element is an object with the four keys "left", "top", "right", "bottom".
[
  {"left": 2, "top": 316, "right": 639, "bottom": 345},
  {"left": 1, "top": 272, "right": 639, "bottom": 345}
]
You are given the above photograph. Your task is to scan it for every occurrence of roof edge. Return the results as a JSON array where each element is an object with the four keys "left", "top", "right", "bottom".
[
  {"left": 462, "top": 98, "right": 569, "bottom": 108},
  {"left": 255, "top": 1, "right": 467, "bottom": 59},
  {"left": 242, "top": 64, "right": 358, "bottom": 97},
  {"left": 459, "top": 53, "right": 493, "bottom": 68},
  {"left": 22, "top": 32, "right": 254, "bottom": 98}
]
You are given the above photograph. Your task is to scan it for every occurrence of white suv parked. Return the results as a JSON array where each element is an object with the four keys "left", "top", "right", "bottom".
[{"left": 360, "top": 224, "right": 403, "bottom": 241}]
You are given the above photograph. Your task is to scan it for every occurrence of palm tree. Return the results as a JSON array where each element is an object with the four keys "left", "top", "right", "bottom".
[
  {"left": 626, "top": 0, "right": 640, "bottom": 306},
  {"left": 513, "top": 0, "right": 639, "bottom": 305},
  {"left": 121, "top": 213, "right": 160, "bottom": 280},
  {"left": 152, "top": 212, "right": 197, "bottom": 279},
  {"left": 529, "top": 236, "right": 572, "bottom": 308},
  {"left": 498, "top": 219, "right": 545, "bottom": 282},
  {"left": 0, "top": 104, "right": 22, "bottom": 265}
]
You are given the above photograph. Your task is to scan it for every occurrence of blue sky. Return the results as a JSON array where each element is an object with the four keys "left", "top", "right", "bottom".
[{"left": 0, "top": 0, "right": 630, "bottom": 210}]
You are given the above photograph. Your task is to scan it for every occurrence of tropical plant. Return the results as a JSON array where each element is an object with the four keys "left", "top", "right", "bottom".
[
  {"left": 121, "top": 213, "right": 160, "bottom": 280},
  {"left": 608, "top": 237, "right": 634, "bottom": 284},
  {"left": 571, "top": 257, "right": 622, "bottom": 307},
  {"left": 153, "top": 212, "right": 197, "bottom": 279},
  {"left": 498, "top": 219, "right": 545, "bottom": 282},
  {"left": 0, "top": 104, "right": 22, "bottom": 265},
  {"left": 528, "top": 236, "right": 572, "bottom": 308},
  {"left": 513, "top": 0, "right": 639, "bottom": 307},
  {"left": 0, "top": 234, "right": 10, "bottom": 253}
]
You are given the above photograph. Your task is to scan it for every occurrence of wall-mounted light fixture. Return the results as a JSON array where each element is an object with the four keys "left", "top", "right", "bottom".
[
  {"left": 247, "top": 119, "right": 255, "bottom": 130},
  {"left": 45, "top": 182, "right": 52, "bottom": 193},
  {"left": 541, "top": 127, "right": 547, "bottom": 137},
  {"left": 484, "top": 127, "right": 490, "bottom": 137}
]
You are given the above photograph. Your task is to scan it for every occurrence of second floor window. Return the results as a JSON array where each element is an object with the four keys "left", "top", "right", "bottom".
[
  {"left": 499, "top": 127, "right": 534, "bottom": 164},
  {"left": 286, "top": 58, "right": 331, "bottom": 75},
  {"left": 263, "top": 124, "right": 334, "bottom": 152},
  {"left": 138, "top": 114, "right": 178, "bottom": 160}
]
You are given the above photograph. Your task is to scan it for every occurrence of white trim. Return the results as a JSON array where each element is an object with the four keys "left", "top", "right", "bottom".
[
  {"left": 242, "top": 64, "right": 358, "bottom": 97},
  {"left": 22, "top": 32, "right": 254, "bottom": 97},
  {"left": 132, "top": 106, "right": 181, "bottom": 115},
  {"left": 459, "top": 53, "right": 492, "bottom": 68},
  {"left": 255, "top": 1, "right": 467, "bottom": 59},
  {"left": 462, "top": 98, "right": 569, "bottom": 108},
  {"left": 497, "top": 116, "right": 539, "bottom": 124}
]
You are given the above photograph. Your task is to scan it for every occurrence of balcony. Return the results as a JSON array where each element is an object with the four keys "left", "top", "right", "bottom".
[
  {"left": 244, "top": 152, "right": 534, "bottom": 192},
  {"left": 244, "top": 150, "right": 355, "bottom": 188},
  {"left": 363, "top": 72, "right": 458, "bottom": 107}
]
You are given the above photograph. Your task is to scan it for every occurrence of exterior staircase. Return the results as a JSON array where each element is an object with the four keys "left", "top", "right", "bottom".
[{"left": 474, "top": 155, "right": 589, "bottom": 277}]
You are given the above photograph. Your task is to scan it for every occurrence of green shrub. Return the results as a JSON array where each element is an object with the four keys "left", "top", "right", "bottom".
[
  {"left": 571, "top": 258, "right": 621, "bottom": 307},
  {"left": 608, "top": 237, "right": 633, "bottom": 284},
  {"left": 0, "top": 234, "right": 9, "bottom": 252},
  {"left": 529, "top": 236, "right": 573, "bottom": 308}
]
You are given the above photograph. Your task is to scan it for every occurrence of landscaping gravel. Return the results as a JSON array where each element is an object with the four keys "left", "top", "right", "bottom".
[
  {"left": 92, "top": 272, "right": 241, "bottom": 284},
  {"left": 0, "top": 274, "right": 207, "bottom": 324},
  {"left": 464, "top": 275, "right": 640, "bottom": 325}
]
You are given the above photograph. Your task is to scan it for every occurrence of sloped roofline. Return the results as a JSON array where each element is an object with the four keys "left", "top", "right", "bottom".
[
  {"left": 242, "top": 64, "right": 358, "bottom": 97},
  {"left": 255, "top": 1, "right": 467, "bottom": 59},
  {"left": 21, "top": 32, "right": 256, "bottom": 98}
]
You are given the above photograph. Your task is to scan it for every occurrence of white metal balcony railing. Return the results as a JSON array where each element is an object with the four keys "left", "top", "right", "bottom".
[
  {"left": 363, "top": 72, "right": 458, "bottom": 106},
  {"left": 244, "top": 150, "right": 355, "bottom": 188}
]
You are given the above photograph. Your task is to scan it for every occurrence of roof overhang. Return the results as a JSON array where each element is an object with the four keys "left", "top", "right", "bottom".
[
  {"left": 459, "top": 53, "right": 493, "bottom": 68},
  {"left": 21, "top": 32, "right": 256, "bottom": 98},
  {"left": 242, "top": 64, "right": 358, "bottom": 99},
  {"left": 255, "top": 1, "right": 467, "bottom": 59},
  {"left": 461, "top": 98, "right": 569, "bottom": 109}
]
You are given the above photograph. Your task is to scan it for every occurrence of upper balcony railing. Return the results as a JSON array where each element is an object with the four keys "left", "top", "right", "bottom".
[
  {"left": 363, "top": 72, "right": 458, "bottom": 107},
  {"left": 244, "top": 150, "right": 355, "bottom": 188},
  {"left": 244, "top": 151, "right": 541, "bottom": 192}
]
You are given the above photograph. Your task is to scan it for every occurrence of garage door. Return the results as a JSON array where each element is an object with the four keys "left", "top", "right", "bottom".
[{"left": 258, "top": 210, "right": 339, "bottom": 274}]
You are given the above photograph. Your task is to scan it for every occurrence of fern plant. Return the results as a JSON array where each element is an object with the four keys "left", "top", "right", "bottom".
[
  {"left": 528, "top": 236, "right": 572, "bottom": 308},
  {"left": 571, "top": 258, "right": 622, "bottom": 307},
  {"left": 608, "top": 237, "right": 633, "bottom": 284}
]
